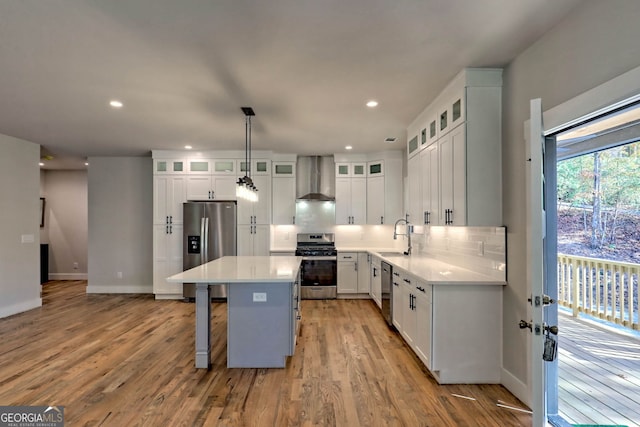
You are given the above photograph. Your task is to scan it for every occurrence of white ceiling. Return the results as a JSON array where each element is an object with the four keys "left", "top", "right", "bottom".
[{"left": 0, "top": 0, "right": 582, "bottom": 169}]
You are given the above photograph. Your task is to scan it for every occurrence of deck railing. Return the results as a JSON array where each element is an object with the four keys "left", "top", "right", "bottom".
[{"left": 557, "top": 254, "right": 639, "bottom": 331}]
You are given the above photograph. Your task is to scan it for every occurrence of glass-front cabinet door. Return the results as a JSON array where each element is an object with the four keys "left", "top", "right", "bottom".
[
  {"left": 273, "top": 162, "right": 296, "bottom": 176},
  {"left": 213, "top": 159, "right": 236, "bottom": 175},
  {"left": 367, "top": 160, "right": 384, "bottom": 177},
  {"left": 239, "top": 159, "right": 271, "bottom": 176},
  {"left": 154, "top": 159, "right": 185, "bottom": 174}
]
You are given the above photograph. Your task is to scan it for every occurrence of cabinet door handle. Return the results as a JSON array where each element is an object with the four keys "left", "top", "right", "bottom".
[
  {"left": 166, "top": 216, "right": 169, "bottom": 225},
  {"left": 354, "top": 262, "right": 358, "bottom": 272},
  {"left": 169, "top": 224, "right": 172, "bottom": 234},
  {"left": 380, "top": 216, "right": 384, "bottom": 224},
  {"left": 169, "top": 215, "right": 172, "bottom": 224},
  {"left": 292, "top": 216, "right": 295, "bottom": 224},
  {"left": 166, "top": 225, "right": 169, "bottom": 234}
]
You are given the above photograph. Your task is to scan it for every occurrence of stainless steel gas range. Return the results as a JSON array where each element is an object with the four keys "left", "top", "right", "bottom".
[{"left": 295, "top": 233, "right": 337, "bottom": 299}]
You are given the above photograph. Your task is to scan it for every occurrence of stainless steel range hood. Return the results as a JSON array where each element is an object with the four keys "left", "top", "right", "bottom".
[{"left": 296, "top": 156, "right": 335, "bottom": 201}]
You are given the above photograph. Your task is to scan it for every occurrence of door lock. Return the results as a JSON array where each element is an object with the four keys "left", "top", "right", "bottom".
[
  {"left": 518, "top": 320, "right": 532, "bottom": 331},
  {"left": 528, "top": 294, "right": 557, "bottom": 307}
]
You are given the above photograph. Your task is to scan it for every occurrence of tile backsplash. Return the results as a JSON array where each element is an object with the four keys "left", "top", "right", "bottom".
[
  {"left": 271, "top": 223, "right": 507, "bottom": 281},
  {"left": 414, "top": 226, "right": 506, "bottom": 281}
]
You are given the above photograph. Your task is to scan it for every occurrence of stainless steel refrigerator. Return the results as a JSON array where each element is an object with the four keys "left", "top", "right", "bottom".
[{"left": 183, "top": 201, "right": 237, "bottom": 300}]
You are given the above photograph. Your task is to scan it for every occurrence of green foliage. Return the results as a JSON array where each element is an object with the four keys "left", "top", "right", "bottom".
[{"left": 558, "top": 141, "right": 640, "bottom": 210}]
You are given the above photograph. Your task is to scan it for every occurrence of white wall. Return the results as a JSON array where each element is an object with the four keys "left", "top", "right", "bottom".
[
  {"left": 87, "top": 157, "right": 153, "bottom": 293},
  {"left": 41, "top": 170, "right": 88, "bottom": 280},
  {"left": 501, "top": 0, "right": 640, "bottom": 401},
  {"left": 0, "top": 135, "right": 41, "bottom": 318}
]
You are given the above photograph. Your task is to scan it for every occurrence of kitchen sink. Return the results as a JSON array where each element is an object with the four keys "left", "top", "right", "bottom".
[{"left": 377, "top": 251, "right": 407, "bottom": 257}]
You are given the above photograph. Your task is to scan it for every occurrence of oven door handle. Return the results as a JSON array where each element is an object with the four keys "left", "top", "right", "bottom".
[{"left": 301, "top": 256, "right": 337, "bottom": 261}]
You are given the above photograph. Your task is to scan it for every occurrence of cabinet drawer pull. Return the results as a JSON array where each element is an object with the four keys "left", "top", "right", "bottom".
[
  {"left": 403, "top": 278, "right": 411, "bottom": 284},
  {"left": 393, "top": 272, "right": 400, "bottom": 277}
]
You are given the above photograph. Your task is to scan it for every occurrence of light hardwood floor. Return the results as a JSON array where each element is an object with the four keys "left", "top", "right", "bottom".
[{"left": 0, "top": 281, "right": 531, "bottom": 426}]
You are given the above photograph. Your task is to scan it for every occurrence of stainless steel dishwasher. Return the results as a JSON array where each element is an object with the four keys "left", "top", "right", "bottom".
[{"left": 381, "top": 261, "right": 393, "bottom": 327}]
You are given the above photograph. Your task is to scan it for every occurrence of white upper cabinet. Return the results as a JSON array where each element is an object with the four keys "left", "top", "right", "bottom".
[
  {"left": 153, "top": 175, "right": 186, "bottom": 225},
  {"left": 272, "top": 161, "right": 296, "bottom": 177},
  {"left": 367, "top": 160, "right": 384, "bottom": 177},
  {"left": 154, "top": 159, "right": 186, "bottom": 174},
  {"left": 421, "top": 144, "right": 439, "bottom": 225},
  {"left": 335, "top": 162, "right": 366, "bottom": 177},
  {"left": 238, "top": 175, "right": 271, "bottom": 224},
  {"left": 406, "top": 68, "right": 502, "bottom": 227},
  {"left": 272, "top": 176, "right": 296, "bottom": 225},
  {"left": 335, "top": 177, "right": 366, "bottom": 225},
  {"left": 239, "top": 159, "right": 271, "bottom": 176},
  {"left": 272, "top": 160, "right": 296, "bottom": 225}
]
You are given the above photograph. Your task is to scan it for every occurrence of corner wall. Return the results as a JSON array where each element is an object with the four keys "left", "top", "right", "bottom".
[
  {"left": 0, "top": 135, "right": 41, "bottom": 318},
  {"left": 501, "top": 0, "right": 640, "bottom": 402},
  {"left": 87, "top": 157, "right": 153, "bottom": 293}
]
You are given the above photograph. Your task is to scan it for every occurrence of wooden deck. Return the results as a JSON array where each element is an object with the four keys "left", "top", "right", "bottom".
[{"left": 558, "top": 312, "right": 640, "bottom": 427}]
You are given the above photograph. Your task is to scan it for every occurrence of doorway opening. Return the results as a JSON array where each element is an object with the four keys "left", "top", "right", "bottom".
[{"left": 550, "top": 102, "right": 640, "bottom": 426}]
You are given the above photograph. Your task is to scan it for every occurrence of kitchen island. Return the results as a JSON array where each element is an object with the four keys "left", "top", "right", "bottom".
[{"left": 167, "top": 256, "right": 302, "bottom": 369}]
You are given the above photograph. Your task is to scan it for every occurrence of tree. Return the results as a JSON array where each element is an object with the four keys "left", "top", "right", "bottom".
[
  {"left": 557, "top": 140, "right": 640, "bottom": 249},
  {"left": 590, "top": 151, "right": 602, "bottom": 248}
]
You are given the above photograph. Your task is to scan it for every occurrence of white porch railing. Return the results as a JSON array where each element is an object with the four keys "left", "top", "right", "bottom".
[{"left": 557, "top": 254, "right": 639, "bottom": 331}]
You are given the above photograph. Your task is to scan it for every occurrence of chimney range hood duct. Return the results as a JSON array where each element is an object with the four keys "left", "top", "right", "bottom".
[{"left": 296, "top": 156, "right": 335, "bottom": 201}]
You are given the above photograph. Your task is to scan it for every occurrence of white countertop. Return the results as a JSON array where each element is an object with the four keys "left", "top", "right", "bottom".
[
  {"left": 372, "top": 252, "right": 505, "bottom": 285},
  {"left": 167, "top": 256, "right": 302, "bottom": 284}
]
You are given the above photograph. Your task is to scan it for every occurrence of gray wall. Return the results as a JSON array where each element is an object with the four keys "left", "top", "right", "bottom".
[
  {"left": 0, "top": 135, "right": 41, "bottom": 318},
  {"left": 41, "top": 170, "right": 88, "bottom": 280},
  {"left": 87, "top": 157, "right": 153, "bottom": 293},
  {"left": 501, "top": 0, "right": 640, "bottom": 396}
]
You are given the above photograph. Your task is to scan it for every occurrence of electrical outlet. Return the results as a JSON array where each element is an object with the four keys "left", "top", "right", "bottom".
[
  {"left": 253, "top": 292, "right": 267, "bottom": 302},
  {"left": 117, "top": 271, "right": 123, "bottom": 279},
  {"left": 477, "top": 242, "right": 484, "bottom": 256},
  {"left": 73, "top": 262, "right": 79, "bottom": 270}
]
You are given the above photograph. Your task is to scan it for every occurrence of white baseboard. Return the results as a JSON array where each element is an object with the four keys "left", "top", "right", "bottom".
[
  {"left": 48, "top": 273, "right": 88, "bottom": 280},
  {"left": 86, "top": 285, "right": 152, "bottom": 294},
  {"left": 501, "top": 367, "right": 530, "bottom": 407},
  {"left": 0, "top": 298, "right": 42, "bottom": 319}
]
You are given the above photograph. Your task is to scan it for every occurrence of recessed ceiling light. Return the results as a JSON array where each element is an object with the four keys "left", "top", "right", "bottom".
[
  {"left": 109, "top": 100, "right": 123, "bottom": 108},
  {"left": 366, "top": 100, "right": 378, "bottom": 108},
  {"left": 84, "top": 162, "right": 89, "bottom": 166},
  {"left": 345, "top": 145, "right": 353, "bottom": 150},
  {"left": 39, "top": 162, "right": 44, "bottom": 166},
  {"left": 185, "top": 145, "right": 192, "bottom": 150}
]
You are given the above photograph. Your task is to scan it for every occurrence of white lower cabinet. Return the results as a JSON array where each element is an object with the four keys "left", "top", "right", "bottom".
[
  {"left": 413, "top": 285, "right": 432, "bottom": 368},
  {"left": 391, "top": 271, "right": 403, "bottom": 330},
  {"left": 370, "top": 256, "right": 382, "bottom": 308},
  {"left": 356, "top": 252, "right": 370, "bottom": 294},
  {"left": 337, "top": 252, "right": 358, "bottom": 294},
  {"left": 237, "top": 225, "right": 270, "bottom": 256},
  {"left": 153, "top": 224, "right": 183, "bottom": 298},
  {"left": 396, "top": 272, "right": 418, "bottom": 348},
  {"left": 391, "top": 269, "right": 502, "bottom": 384}
]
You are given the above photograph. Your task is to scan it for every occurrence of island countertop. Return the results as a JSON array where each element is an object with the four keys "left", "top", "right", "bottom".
[{"left": 167, "top": 256, "right": 302, "bottom": 284}]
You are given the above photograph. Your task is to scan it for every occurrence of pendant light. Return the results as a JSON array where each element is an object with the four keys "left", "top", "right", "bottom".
[{"left": 236, "top": 107, "right": 258, "bottom": 202}]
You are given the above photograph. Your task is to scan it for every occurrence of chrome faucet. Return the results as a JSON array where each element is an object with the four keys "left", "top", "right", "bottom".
[{"left": 393, "top": 217, "right": 412, "bottom": 255}]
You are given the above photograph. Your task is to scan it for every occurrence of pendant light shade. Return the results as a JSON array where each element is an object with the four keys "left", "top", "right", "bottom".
[{"left": 236, "top": 107, "right": 258, "bottom": 202}]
